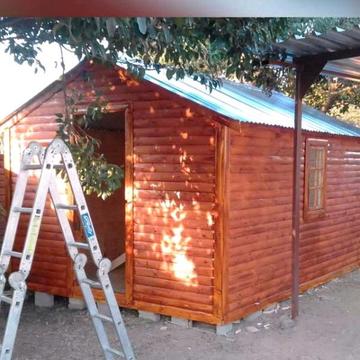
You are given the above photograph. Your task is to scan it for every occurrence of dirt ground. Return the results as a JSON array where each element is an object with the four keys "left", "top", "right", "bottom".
[{"left": 1, "top": 270, "right": 360, "bottom": 360}]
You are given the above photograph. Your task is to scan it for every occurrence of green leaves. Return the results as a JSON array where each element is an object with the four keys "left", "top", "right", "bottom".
[
  {"left": 67, "top": 137, "right": 124, "bottom": 200},
  {"left": 2, "top": 17, "right": 360, "bottom": 94},
  {"left": 3, "top": 17, "right": 360, "bottom": 131},
  {"left": 166, "top": 68, "right": 176, "bottom": 80},
  {"left": 57, "top": 123, "right": 124, "bottom": 199},
  {"left": 55, "top": 79, "right": 124, "bottom": 200}
]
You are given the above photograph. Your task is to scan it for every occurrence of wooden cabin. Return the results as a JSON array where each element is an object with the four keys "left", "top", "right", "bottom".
[{"left": 1, "top": 61, "right": 360, "bottom": 326}]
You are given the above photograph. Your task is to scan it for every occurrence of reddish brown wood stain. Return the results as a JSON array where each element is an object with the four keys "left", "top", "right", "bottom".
[
  {"left": 0, "top": 154, "right": 6, "bottom": 236},
  {"left": 0, "top": 63, "right": 218, "bottom": 322},
  {"left": 1, "top": 62, "right": 360, "bottom": 324},
  {"left": 85, "top": 128, "right": 126, "bottom": 259},
  {"left": 225, "top": 123, "right": 360, "bottom": 322}
]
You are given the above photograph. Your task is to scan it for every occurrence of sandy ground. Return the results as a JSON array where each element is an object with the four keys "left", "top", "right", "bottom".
[{"left": 1, "top": 270, "right": 360, "bottom": 360}]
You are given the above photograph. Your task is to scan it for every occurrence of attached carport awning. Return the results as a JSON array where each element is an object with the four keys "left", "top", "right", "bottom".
[
  {"left": 272, "top": 26, "right": 360, "bottom": 320},
  {"left": 274, "top": 26, "right": 360, "bottom": 82}
]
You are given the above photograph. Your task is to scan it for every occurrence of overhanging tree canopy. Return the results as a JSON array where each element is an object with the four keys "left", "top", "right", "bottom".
[
  {"left": 1, "top": 17, "right": 359, "bottom": 86},
  {"left": 1, "top": 17, "right": 360, "bottom": 196}
]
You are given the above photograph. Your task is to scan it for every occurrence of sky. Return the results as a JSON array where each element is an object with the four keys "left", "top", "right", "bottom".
[{"left": 0, "top": 43, "right": 79, "bottom": 119}]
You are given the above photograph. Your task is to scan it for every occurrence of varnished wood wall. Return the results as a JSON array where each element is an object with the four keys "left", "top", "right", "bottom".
[
  {"left": 0, "top": 154, "right": 6, "bottom": 238},
  {"left": 3, "top": 62, "right": 360, "bottom": 325},
  {"left": 131, "top": 97, "right": 217, "bottom": 319},
  {"left": 3, "top": 63, "right": 219, "bottom": 323},
  {"left": 225, "top": 123, "right": 360, "bottom": 323},
  {"left": 8, "top": 96, "right": 71, "bottom": 297},
  {"left": 85, "top": 128, "right": 126, "bottom": 260}
]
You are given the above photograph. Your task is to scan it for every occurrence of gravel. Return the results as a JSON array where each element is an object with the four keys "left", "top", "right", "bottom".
[{"left": 2, "top": 269, "right": 360, "bottom": 359}]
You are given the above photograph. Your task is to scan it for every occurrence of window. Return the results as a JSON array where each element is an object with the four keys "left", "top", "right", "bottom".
[{"left": 304, "top": 139, "right": 328, "bottom": 219}]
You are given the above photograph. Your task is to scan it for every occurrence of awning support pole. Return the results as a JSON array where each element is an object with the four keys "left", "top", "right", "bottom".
[{"left": 291, "top": 66, "right": 303, "bottom": 320}]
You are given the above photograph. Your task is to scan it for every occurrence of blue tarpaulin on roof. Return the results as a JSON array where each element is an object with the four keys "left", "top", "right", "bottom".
[{"left": 143, "top": 69, "right": 360, "bottom": 137}]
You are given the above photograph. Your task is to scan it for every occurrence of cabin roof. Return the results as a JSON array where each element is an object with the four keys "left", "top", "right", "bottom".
[
  {"left": 2, "top": 62, "right": 360, "bottom": 138},
  {"left": 144, "top": 68, "right": 360, "bottom": 137}
]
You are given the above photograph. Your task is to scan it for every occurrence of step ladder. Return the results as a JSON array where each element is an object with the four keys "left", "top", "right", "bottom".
[{"left": 0, "top": 139, "right": 135, "bottom": 360}]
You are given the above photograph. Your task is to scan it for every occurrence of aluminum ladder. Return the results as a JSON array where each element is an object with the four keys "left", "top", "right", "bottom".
[{"left": 0, "top": 139, "right": 135, "bottom": 360}]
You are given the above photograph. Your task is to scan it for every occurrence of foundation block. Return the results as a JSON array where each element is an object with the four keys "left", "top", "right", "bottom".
[{"left": 34, "top": 292, "right": 54, "bottom": 308}]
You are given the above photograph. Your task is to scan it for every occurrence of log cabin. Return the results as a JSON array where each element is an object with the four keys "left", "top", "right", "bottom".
[{"left": 1, "top": 61, "right": 360, "bottom": 327}]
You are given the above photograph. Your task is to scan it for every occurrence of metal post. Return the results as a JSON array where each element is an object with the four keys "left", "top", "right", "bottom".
[{"left": 291, "top": 66, "right": 303, "bottom": 320}]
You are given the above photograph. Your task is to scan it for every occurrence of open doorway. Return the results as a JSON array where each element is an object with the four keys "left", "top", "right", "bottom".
[{"left": 82, "top": 111, "right": 127, "bottom": 293}]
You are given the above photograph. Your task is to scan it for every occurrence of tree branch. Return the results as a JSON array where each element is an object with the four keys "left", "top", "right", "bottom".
[{"left": 0, "top": 17, "right": 35, "bottom": 28}]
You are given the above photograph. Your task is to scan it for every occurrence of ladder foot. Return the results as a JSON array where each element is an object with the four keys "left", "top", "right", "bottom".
[
  {"left": 0, "top": 139, "right": 135, "bottom": 359},
  {"left": 8, "top": 272, "right": 26, "bottom": 291},
  {"left": 106, "top": 347, "right": 125, "bottom": 358}
]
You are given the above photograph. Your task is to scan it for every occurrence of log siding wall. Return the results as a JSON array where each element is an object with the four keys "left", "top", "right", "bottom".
[
  {"left": 131, "top": 89, "right": 218, "bottom": 317},
  {"left": 4, "top": 62, "right": 360, "bottom": 324},
  {"left": 0, "top": 154, "right": 6, "bottom": 238},
  {"left": 4, "top": 64, "right": 219, "bottom": 321},
  {"left": 8, "top": 94, "right": 71, "bottom": 297},
  {"left": 225, "top": 123, "right": 360, "bottom": 322}
]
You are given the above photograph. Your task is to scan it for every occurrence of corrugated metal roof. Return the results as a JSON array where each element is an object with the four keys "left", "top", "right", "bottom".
[
  {"left": 3, "top": 61, "right": 360, "bottom": 137},
  {"left": 275, "top": 27, "right": 360, "bottom": 58},
  {"left": 143, "top": 69, "right": 360, "bottom": 137},
  {"left": 323, "top": 56, "right": 360, "bottom": 81},
  {"left": 274, "top": 27, "right": 360, "bottom": 81}
]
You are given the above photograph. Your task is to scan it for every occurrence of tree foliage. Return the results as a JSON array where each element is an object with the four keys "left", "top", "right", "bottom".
[
  {"left": 276, "top": 71, "right": 360, "bottom": 123},
  {"left": 55, "top": 91, "right": 123, "bottom": 199},
  {"left": 1, "top": 17, "right": 360, "bottom": 196},
  {"left": 1, "top": 17, "right": 359, "bottom": 87}
]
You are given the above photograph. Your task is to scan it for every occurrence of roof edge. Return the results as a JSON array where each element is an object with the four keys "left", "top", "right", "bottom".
[{"left": 0, "top": 61, "right": 85, "bottom": 130}]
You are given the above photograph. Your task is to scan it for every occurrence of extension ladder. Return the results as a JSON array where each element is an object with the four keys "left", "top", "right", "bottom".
[{"left": 0, "top": 139, "right": 135, "bottom": 360}]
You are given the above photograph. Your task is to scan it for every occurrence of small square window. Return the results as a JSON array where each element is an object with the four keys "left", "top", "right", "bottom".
[{"left": 304, "top": 139, "right": 328, "bottom": 219}]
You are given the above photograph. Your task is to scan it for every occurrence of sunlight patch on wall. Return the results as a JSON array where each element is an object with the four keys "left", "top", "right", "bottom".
[{"left": 161, "top": 224, "right": 198, "bottom": 287}]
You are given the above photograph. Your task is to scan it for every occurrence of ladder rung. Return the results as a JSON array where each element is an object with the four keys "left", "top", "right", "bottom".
[
  {"left": 23, "top": 164, "right": 42, "bottom": 170},
  {"left": 106, "top": 347, "right": 124, "bottom": 357},
  {"left": 68, "top": 242, "right": 90, "bottom": 250},
  {"left": 0, "top": 295, "right": 12, "bottom": 305},
  {"left": 94, "top": 313, "right": 114, "bottom": 323},
  {"left": 82, "top": 278, "right": 102, "bottom": 289},
  {"left": 4, "top": 250, "right": 23, "bottom": 259},
  {"left": 23, "top": 164, "right": 64, "bottom": 170},
  {"left": 13, "top": 207, "right": 33, "bottom": 214},
  {"left": 55, "top": 204, "right": 77, "bottom": 210}
]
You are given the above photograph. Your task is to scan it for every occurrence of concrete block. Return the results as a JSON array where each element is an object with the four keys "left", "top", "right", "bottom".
[
  {"left": 68, "top": 297, "right": 86, "bottom": 310},
  {"left": 280, "top": 315, "right": 296, "bottom": 330},
  {"left": 263, "top": 303, "right": 279, "bottom": 314},
  {"left": 138, "top": 310, "right": 160, "bottom": 322},
  {"left": 216, "top": 323, "right": 233, "bottom": 336},
  {"left": 245, "top": 326, "right": 260, "bottom": 333},
  {"left": 171, "top": 316, "right": 193, "bottom": 328},
  {"left": 34, "top": 292, "right": 54, "bottom": 308},
  {"left": 279, "top": 300, "right": 291, "bottom": 310},
  {"left": 244, "top": 310, "right": 262, "bottom": 322}
]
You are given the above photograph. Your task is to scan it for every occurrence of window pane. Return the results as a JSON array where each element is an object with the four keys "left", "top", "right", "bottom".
[
  {"left": 309, "top": 170, "right": 316, "bottom": 187},
  {"left": 309, "top": 149, "right": 317, "bottom": 168},
  {"left": 315, "top": 148, "right": 325, "bottom": 168},
  {"left": 308, "top": 185, "right": 324, "bottom": 210},
  {"left": 306, "top": 141, "right": 327, "bottom": 215},
  {"left": 309, "top": 188, "right": 316, "bottom": 209},
  {"left": 315, "top": 169, "right": 323, "bottom": 187}
]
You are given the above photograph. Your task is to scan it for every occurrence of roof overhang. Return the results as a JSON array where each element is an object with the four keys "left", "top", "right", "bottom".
[
  {"left": 273, "top": 27, "right": 360, "bottom": 83},
  {"left": 273, "top": 26, "right": 360, "bottom": 321}
]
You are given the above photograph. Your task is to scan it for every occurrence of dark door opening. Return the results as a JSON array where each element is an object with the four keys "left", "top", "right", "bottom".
[{"left": 82, "top": 111, "right": 126, "bottom": 293}]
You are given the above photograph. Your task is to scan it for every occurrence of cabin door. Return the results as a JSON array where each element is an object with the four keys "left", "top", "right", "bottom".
[{"left": 80, "top": 111, "right": 127, "bottom": 294}]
